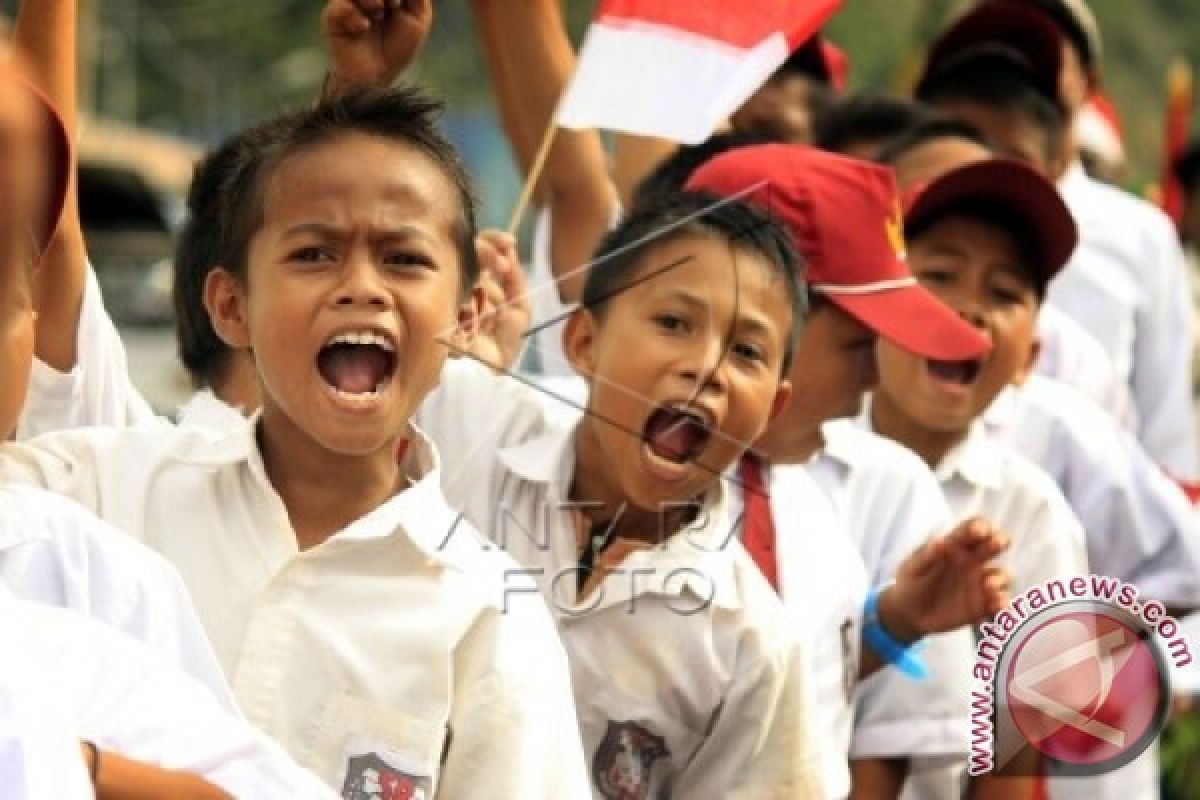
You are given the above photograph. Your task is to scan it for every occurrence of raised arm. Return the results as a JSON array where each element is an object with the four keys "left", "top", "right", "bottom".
[
  {"left": 469, "top": 0, "right": 617, "bottom": 303},
  {"left": 14, "top": 0, "right": 85, "bottom": 372},
  {"left": 321, "top": 0, "right": 432, "bottom": 98}
]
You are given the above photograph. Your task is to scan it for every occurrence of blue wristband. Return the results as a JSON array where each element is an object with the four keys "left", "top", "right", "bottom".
[{"left": 863, "top": 586, "right": 929, "bottom": 680}]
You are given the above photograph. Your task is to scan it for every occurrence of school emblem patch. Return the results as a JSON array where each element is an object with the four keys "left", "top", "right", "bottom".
[
  {"left": 341, "top": 753, "right": 430, "bottom": 800},
  {"left": 592, "top": 720, "right": 670, "bottom": 800}
]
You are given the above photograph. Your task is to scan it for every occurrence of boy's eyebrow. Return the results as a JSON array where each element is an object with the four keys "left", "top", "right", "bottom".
[{"left": 281, "top": 221, "right": 437, "bottom": 245}]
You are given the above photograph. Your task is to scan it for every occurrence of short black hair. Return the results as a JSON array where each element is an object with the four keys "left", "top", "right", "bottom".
[
  {"left": 633, "top": 131, "right": 774, "bottom": 209},
  {"left": 918, "top": 59, "right": 1066, "bottom": 163},
  {"left": 908, "top": 200, "right": 1047, "bottom": 301},
  {"left": 875, "top": 115, "right": 993, "bottom": 167},
  {"left": 174, "top": 121, "right": 286, "bottom": 389},
  {"left": 583, "top": 192, "right": 807, "bottom": 372},
  {"left": 1175, "top": 140, "right": 1200, "bottom": 195},
  {"left": 220, "top": 85, "right": 480, "bottom": 293},
  {"left": 815, "top": 94, "right": 932, "bottom": 156}
]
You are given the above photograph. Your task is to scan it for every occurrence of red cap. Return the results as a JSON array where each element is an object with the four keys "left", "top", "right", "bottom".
[
  {"left": 904, "top": 158, "right": 1078, "bottom": 295},
  {"left": 686, "top": 144, "right": 991, "bottom": 361},
  {"left": 916, "top": 1, "right": 1065, "bottom": 112},
  {"left": 0, "top": 66, "right": 71, "bottom": 261}
]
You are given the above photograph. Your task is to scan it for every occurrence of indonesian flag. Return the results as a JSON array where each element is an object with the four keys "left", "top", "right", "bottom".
[{"left": 557, "top": 0, "right": 843, "bottom": 145}]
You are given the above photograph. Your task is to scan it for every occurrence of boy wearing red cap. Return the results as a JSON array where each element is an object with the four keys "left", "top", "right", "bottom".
[
  {"left": 918, "top": 0, "right": 1200, "bottom": 489},
  {"left": 865, "top": 158, "right": 1089, "bottom": 800},
  {"left": 686, "top": 144, "right": 1018, "bottom": 799}
]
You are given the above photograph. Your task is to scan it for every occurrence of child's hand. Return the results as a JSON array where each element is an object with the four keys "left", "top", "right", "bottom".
[
  {"left": 882, "top": 517, "right": 1012, "bottom": 640},
  {"left": 470, "top": 230, "right": 530, "bottom": 371},
  {"left": 321, "top": 0, "right": 432, "bottom": 97}
]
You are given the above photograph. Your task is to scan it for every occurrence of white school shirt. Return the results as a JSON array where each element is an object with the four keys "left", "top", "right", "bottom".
[
  {"left": 804, "top": 420, "right": 976, "bottom": 762},
  {"left": 0, "top": 484, "right": 231, "bottom": 706},
  {"left": 15, "top": 268, "right": 156, "bottom": 440},
  {"left": 418, "top": 360, "right": 826, "bottom": 799},
  {"left": 0, "top": 677, "right": 93, "bottom": 800},
  {"left": 0, "top": 594, "right": 337, "bottom": 799},
  {"left": 1035, "top": 304, "right": 1135, "bottom": 430},
  {"left": 985, "top": 375, "right": 1200, "bottom": 610},
  {"left": 933, "top": 421, "right": 1088, "bottom": 589},
  {"left": 14, "top": 265, "right": 249, "bottom": 437},
  {"left": 0, "top": 421, "right": 590, "bottom": 797},
  {"left": 529, "top": 207, "right": 575, "bottom": 376},
  {"left": 1053, "top": 160, "right": 1199, "bottom": 479},
  {"left": 728, "top": 461, "right": 869, "bottom": 800},
  {"left": 865, "top": 418, "right": 1089, "bottom": 800}
]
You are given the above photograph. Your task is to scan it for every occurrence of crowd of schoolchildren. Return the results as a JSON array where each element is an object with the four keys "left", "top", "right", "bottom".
[{"left": 3, "top": 0, "right": 1200, "bottom": 798}]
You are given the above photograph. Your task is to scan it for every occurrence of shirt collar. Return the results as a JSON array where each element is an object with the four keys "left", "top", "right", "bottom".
[
  {"left": 176, "top": 389, "right": 250, "bottom": 430},
  {"left": 499, "top": 423, "right": 743, "bottom": 611},
  {"left": 182, "top": 415, "right": 473, "bottom": 571},
  {"left": 933, "top": 420, "right": 1004, "bottom": 490}
]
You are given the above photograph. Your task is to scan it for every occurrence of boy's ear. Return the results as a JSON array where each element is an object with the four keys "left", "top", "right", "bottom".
[
  {"left": 563, "top": 307, "right": 600, "bottom": 379},
  {"left": 766, "top": 379, "right": 793, "bottom": 426},
  {"left": 1012, "top": 337, "right": 1041, "bottom": 387},
  {"left": 204, "top": 268, "right": 252, "bottom": 349},
  {"left": 443, "top": 285, "right": 485, "bottom": 357}
]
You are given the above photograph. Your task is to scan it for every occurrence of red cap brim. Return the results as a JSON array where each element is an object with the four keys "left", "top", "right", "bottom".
[{"left": 829, "top": 278, "right": 993, "bottom": 361}]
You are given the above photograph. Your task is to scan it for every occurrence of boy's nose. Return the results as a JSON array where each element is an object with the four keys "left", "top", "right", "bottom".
[
  {"left": 955, "top": 304, "right": 988, "bottom": 330},
  {"left": 335, "top": 255, "right": 389, "bottom": 307},
  {"left": 679, "top": 337, "right": 731, "bottom": 394}
]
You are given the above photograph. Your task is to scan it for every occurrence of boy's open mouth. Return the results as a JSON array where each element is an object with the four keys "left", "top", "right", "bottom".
[
  {"left": 317, "top": 330, "right": 398, "bottom": 401},
  {"left": 926, "top": 358, "right": 983, "bottom": 387},
  {"left": 642, "top": 406, "right": 713, "bottom": 466}
]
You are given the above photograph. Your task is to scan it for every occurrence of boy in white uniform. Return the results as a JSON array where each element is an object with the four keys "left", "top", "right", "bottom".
[
  {"left": 0, "top": 89, "right": 589, "bottom": 797},
  {"left": 876, "top": 107, "right": 1200, "bottom": 619},
  {"left": 687, "top": 144, "right": 1015, "bottom": 799},
  {"left": 868, "top": 158, "right": 1090, "bottom": 799},
  {"left": 421, "top": 193, "right": 826, "bottom": 799},
  {"left": 16, "top": 0, "right": 430, "bottom": 436},
  {"left": 918, "top": 0, "right": 1199, "bottom": 482}
]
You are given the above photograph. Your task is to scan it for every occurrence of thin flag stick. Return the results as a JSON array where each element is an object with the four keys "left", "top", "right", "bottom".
[{"left": 507, "top": 121, "right": 560, "bottom": 235}]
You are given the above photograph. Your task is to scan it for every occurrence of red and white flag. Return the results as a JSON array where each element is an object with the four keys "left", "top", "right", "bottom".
[{"left": 557, "top": 0, "right": 843, "bottom": 145}]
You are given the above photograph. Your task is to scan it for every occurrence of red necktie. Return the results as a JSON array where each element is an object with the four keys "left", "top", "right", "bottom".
[{"left": 738, "top": 453, "right": 779, "bottom": 592}]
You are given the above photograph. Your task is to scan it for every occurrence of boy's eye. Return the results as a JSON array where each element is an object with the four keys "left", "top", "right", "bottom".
[
  {"left": 732, "top": 341, "right": 766, "bottom": 363},
  {"left": 917, "top": 267, "right": 954, "bottom": 286},
  {"left": 654, "top": 314, "right": 690, "bottom": 334},
  {"left": 383, "top": 251, "right": 434, "bottom": 269},
  {"left": 990, "top": 285, "right": 1026, "bottom": 306},
  {"left": 290, "top": 246, "right": 335, "bottom": 264}
]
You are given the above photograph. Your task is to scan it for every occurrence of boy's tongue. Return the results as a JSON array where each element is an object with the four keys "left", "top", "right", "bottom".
[
  {"left": 644, "top": 408, "right": 705, "bottom": 463},
  {"left": 318, "top": 344, "right": 390, "bottom": 394}
]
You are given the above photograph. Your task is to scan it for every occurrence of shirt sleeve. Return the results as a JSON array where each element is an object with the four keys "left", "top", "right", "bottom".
[
  {"left": 1061, "top": 404, "right": 1200, "bottom": 610},
  {"left": 671, "top": 640, "right": 827, "bottom": 800},
  {"left": 0, "top": 490, "right": 233, "bottom": 712},
  {"left": 1005, "top": 463, "right": 1090, "bottom": 590},
  {"left": 436, "top": 599, "right": 591, "bottom": 799},
  {"left": 15, "top": 267, "right": 156, "bottom": 440},
  {"left": 73, "top": 617, "right": 337, "bottom": 799},
  {"left": 416, "top": 359, "right": 550, "bottom": 524},
  {"left": 1130, "top": 211, "right": 1200, "bottom": 480}
]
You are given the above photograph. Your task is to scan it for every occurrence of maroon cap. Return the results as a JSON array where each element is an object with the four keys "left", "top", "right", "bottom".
[
  {"left": 916, "top": 1, "right": 1065, "bottom": 112},
  {"left": 686, "top": 144, "right": 991, "bottom": 361},
  {"left": 904, "top": 158, "right": 1078, "bottom": 293}
]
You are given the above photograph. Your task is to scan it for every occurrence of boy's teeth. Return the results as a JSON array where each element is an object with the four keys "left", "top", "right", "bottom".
[{"left": 327, "top": 331, "right": 394, "bottom": 351}]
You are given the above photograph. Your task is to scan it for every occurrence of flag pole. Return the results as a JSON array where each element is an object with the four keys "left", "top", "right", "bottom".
[{"left": 507, "top": 121, "right": 560, "bottom": 235}]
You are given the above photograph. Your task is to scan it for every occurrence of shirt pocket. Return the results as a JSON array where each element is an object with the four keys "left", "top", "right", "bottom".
[
  {"left": 313, "top": 691, "right": 448, "bottom": 799},
  {"left": 582, "top": 684, "right": 707, "bottom": 800}
]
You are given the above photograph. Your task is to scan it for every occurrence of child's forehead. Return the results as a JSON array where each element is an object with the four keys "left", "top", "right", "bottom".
[{"left": 261, "top": 135, "right": 461, "bottom": 231}]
